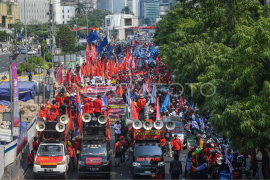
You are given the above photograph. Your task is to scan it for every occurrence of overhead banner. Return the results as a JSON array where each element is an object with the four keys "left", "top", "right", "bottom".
[
  {"left": 108, "top": 108, "right": 126, "bottom": 125},
  {"left": 12, "top": 63, "right": 19, "bottom": 136}
]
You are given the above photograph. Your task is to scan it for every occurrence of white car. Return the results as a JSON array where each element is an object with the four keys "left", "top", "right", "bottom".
[
  {"left": 27, "top": 49, "right": 37, "bottom": 55},
  {"left": 33, "top": 142, "right": 70, "bottom": 179}
]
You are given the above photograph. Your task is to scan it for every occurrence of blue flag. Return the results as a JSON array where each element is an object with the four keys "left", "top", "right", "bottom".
[
  {"left": 148, "top": 57, "right": 154, "bottom": 64},
  {"left": 86, "top": 31, "right": 98, "bottom": 44},
  {"left": 102, "top": 94, "right": 108, "bottom": 106},
  {"left": 186, "top": 101, "right": 191, "bottom": 108},
  {"left": 97, "top": 36, "right": 108, "bottom": 53},
  {"left": 161, "top": 94, "right": 170, "bottom": 112},
  {"left": 107, "top": 43, "right": 111, "bottom": 58}
]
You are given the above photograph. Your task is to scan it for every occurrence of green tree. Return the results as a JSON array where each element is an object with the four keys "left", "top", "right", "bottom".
[
  {"left": 56, "top": 25, "right": 75, "bottom": 53},
  {"left": 0, "top": 30, "right": 7, "bottom": 41},
  {"left": 154, "top": 0, "right": 270, "bottom": 175},
  {"left": 12, "top": 19, "right": 23, "bottom": 34},
  {"left": 121, "top": 6, "right": 134, "bottom": 15},
  {"left": 75, "top": 2, "right": 85, "bottom": 15}
]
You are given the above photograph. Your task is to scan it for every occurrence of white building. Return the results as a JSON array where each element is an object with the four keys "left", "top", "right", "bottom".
[
  {"left": 79, "top": 0, "right": 97, "bottom": 10},
  {"left": 132, "top": 0, "right": 139, "bottom": 16},
  {"left": 61, "top": 6, "right": 75, "bottom": 24},
  {"left": 18, "top": 0, "right": 62, "bottom": 24},
  {"left": 105, "top": 14, "right": 139, "bottom": 40}
]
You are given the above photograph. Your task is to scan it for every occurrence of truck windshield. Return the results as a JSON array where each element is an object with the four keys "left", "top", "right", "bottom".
[
  {"left": 81, "top": 144, "right": 107, "bottom": 156},
  {"left": 37, "top": 145, "right": 64, "bottom": 156},
  {"left": 135, "top": 144, "right": 162, "bottom": 157}
]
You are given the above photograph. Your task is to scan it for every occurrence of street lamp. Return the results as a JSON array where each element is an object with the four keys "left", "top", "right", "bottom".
[{"left": 43, "top": 45, "right": 49, "bottom": 105}]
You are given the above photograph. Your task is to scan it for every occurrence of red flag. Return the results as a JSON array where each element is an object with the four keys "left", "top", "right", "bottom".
[
  {"left": 91, "top": 44, "right": 97, "bottom": 63},
  {"left": 145, "top": 76, "right": 153, "bottom": 94},
  {"left": 56, "top": 64, "right": 63, "bottom": 85},
  {"left": 86, "top": 43, "right": 90, "bottom": 62},
  {"left": 65, "top": 69, "right": 71, "bottom": 84},
  {"left": 45, "top": 100, "right": 49, "bottom": 106},
  {"left": 179, "top": 97, "right": 185, "bottom": 107},
  {"left": 77, "top": 73, "right": 81, "bottom": 82}
]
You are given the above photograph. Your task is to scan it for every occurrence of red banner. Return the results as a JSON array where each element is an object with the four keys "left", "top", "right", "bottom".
[
  {"left": 134, "top": 129, "right": 162, "bottom": 140},
  {"left": 56, "top": 64, "right": 63, "bottom": 86}
]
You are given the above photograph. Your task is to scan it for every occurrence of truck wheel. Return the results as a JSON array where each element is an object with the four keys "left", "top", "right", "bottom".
[{"left": 63, "top": 170, "right": 68, "bottom": 179}]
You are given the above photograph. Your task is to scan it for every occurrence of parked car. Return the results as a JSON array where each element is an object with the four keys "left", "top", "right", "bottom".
[
  {"left": 21, "top": 48, "right": 27, "bottom": 54},
  {"left": 27, "top": 49, "right": 37, "bottom": 55}
]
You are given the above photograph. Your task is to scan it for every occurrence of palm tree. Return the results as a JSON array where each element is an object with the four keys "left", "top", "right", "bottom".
[
  {"left": 121, "top": 6, "right": 134, "bottom": 15},
  {"left": 75, "top": 3, "right": 85, "bottom": 15}
]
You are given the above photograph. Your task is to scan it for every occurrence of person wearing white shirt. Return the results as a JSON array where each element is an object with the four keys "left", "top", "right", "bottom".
[{"left": 113, "top": 121, "right": 121, "bottom": 141}]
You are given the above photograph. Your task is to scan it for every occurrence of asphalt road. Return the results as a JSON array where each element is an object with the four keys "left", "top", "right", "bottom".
[
  {"left": 24, "top": 127, "right": 190, "bottom": 180},
  {"left": 0, "top": 52, "right": 40, "bottom": 75}
]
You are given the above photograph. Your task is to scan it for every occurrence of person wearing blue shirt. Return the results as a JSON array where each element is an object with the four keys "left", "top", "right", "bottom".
[
  {"left": 218, "top": 164, "right": 231, "bottom": 179},
  {"left": 194, "top": 160, "right": 208, "bottom": 179},
  {"left": 28, "top": 71, "right": 32, "bottom": 81},
  {"left": 47, "top": 68, "right": 50, "bottom": 76},
  {"left": 226, "top": 149, "right": 233, "bottom": 162}
]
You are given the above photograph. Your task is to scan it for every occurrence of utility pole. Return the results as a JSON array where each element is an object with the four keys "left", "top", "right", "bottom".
[
  {"left": 49, "top": 0, "right": 54, "bottom": 54},
  {"left": 24, "top": 0, "right": 28, "bottom": 64},
  {"left": 86, "top": 10, "right": 89, "bottom": 36}
]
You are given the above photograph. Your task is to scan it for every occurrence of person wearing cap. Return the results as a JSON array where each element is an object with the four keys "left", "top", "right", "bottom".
[
  {"left": 72, "top": 136, "right": 81, "bottom": 162},
  {"left": 68, "top": 141, "right": 75, "bottom": 171},
  {"left": 94, "top": 94, "right": 104, "bottom": 120},
  {"left": 39, "top": 105, "right": 47, "bottom": 120},
  {"left": 82, "top": 98, "right": 94, "bottom": 126},
  {"left": 46, "top": 107, "right": 57, "bottom": 122},
  {"left": 171, "top": 134, "right": 183, "bottom": 159},
  {"left": 137, "top": 94, "right": 146, "bottom": 122},
  {"left": 188, "top": 152, "right": 198, "bottom": 179}
]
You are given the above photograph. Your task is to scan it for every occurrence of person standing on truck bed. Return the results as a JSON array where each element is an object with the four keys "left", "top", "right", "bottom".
[{"left": 94, "top": 95, "right": 104, "bottom": 122}]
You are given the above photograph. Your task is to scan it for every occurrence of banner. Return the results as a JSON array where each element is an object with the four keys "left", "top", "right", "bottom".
[
  {"left": 16, "top": 125, "right": 28, "bottom": 156},
  {"left": 108, "top": 108, "right": 126, "bottom": 125},
  {"left": 12, "top": 63, "right": 19, "bottom": 135}
]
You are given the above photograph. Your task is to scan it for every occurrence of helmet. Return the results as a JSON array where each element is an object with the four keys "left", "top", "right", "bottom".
[
  {"left": 68, "top": 141, "right": 72, "bottom": 146},
  {"left": 192, "top": 152, "right": 196, "bottom": 156},
  {"left": 195, "top": 148, "right": 202, "bottom": 154},
  {"left": 189, "top": 146, "right": 196, "bottom": 152}
]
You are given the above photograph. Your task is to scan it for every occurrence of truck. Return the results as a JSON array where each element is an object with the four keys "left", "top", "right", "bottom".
[
  {"left": 131, "top": 126, "right": 165, "bottom": 179},
  {"left": 33, "top": 121, "right": 70, "bottom": 179},
  {"left": 77, "top": 125, "right": 112, "bottom": 179}
]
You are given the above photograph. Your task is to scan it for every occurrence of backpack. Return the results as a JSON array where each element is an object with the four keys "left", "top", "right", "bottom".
[
  {"left": 172, "top": 160, "right": 180, "bottom": 173},
  {"left": 119, "top": 142, "right": 124, "bottom": 153}
]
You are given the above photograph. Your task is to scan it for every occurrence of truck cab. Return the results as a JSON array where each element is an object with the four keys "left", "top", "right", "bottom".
[
  {"left": 131, "top": 128, "right": 165, "bottom": 179},
  {"left": 77, "top": 126, "right": 111, "bottom": 179},
  {"left": 33, "top": 142, "right": 69, "bottom": 179}
]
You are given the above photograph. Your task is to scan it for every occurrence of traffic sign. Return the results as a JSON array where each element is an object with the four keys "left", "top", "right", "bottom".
[
  {"left": 35, "top": 67, "right": 43, "bottom": 74},
  {"left": 46, "top": 84, "right": 54, "bottom": 92},
  {"left": 45, "top": 77, "right": 53, "bottom": 84}
]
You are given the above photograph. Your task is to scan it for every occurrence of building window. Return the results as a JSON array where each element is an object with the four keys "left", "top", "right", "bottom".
[
  {"left": 68, "top": 15, "right": 69, "bottom": 18},
  {"left": 68, "top": 10, "right": 69, "bottom": 13},
  {"left": 62, "top": 15, "right": 64, "bottom": 18},
  {"left": 125, "top": 18, "right": 132, "bottom": 26},
  {"left": 63, "top": 21, "right": 64, "bottom": 24},
  {"left": 62, "top": 10, "right": 64, "bottom": 13},
  {"left": 7, "top": 5, "right": 12, "bottom": 15}
]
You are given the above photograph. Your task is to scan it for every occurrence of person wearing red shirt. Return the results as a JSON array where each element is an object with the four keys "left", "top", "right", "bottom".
[
  {"left": 28, "top": 150, "right": 35, "bottom": 167},
  {"left": 55, "top": 92, "right": 63, "bottom": 105},
  {"left": 72, "top": 136, "right": 81, "bottom": 162},
  {"left": 154, "top": 105, "right": 157, "bottom": 119},
  {"left": 114, "top": 139, "right": 121, "bottom": 167},
  {"left": 51, "top": 100, "right": 60, "bottom": 116},
  {"left": 203, "top": 144, "right": 214, "bottom": 159},
  {"left": 94, "top": 95, "right": 103, "bottom": 120},
  {"left": 39, "top": 105, "right": 47, "bottom": 120},
  {"left": 152, "top": 166, "right": 163, "bottom": 180},
  {"left": 120, "top": 136, "right": 127, "bottom": 164},
  {"left": 82, "top": 98, "right": 94, "bottom": 126},
  {"left": 32, "top": 137, "right": 39, "bottom": 151},
  {"left": 68, "top": 142, "right": 75, "bottom": 171},
  {"left": 208, "top": 150, "right": 220, "bottom": 174},
  {"left": 171, "top": 134, "right": 183, "bottom": 159},
  {"left": 46, "top": 108, "right": 57, "bottom": 121}
]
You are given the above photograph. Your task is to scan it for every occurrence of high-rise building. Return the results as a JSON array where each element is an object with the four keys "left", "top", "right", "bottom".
[
  {"left": 159, "top": 0, "right": 176, "bottom": 16},
  {"left": 132, "top": 0, "right": 139, "bottom": 16},
  {"left": 113, "top": 0, "right": 125, "bottom": 14},
  {"left": 61, "top": 6, "right": 75, "bottom": 24},
  {"left": 126, "top": 0, "right": 133, "bottom": 13},
  {"left": 98, "top": 0, "right": 113, "bottom": 13},
  {"left": 144, "top": 0, "right": 159, "bottom": 21},
  {"left": 79, "top": 0, "right": 97, "bottom": 10},
  {"left": 0, "top": 0, "right": 18, "bottom": 28}
]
